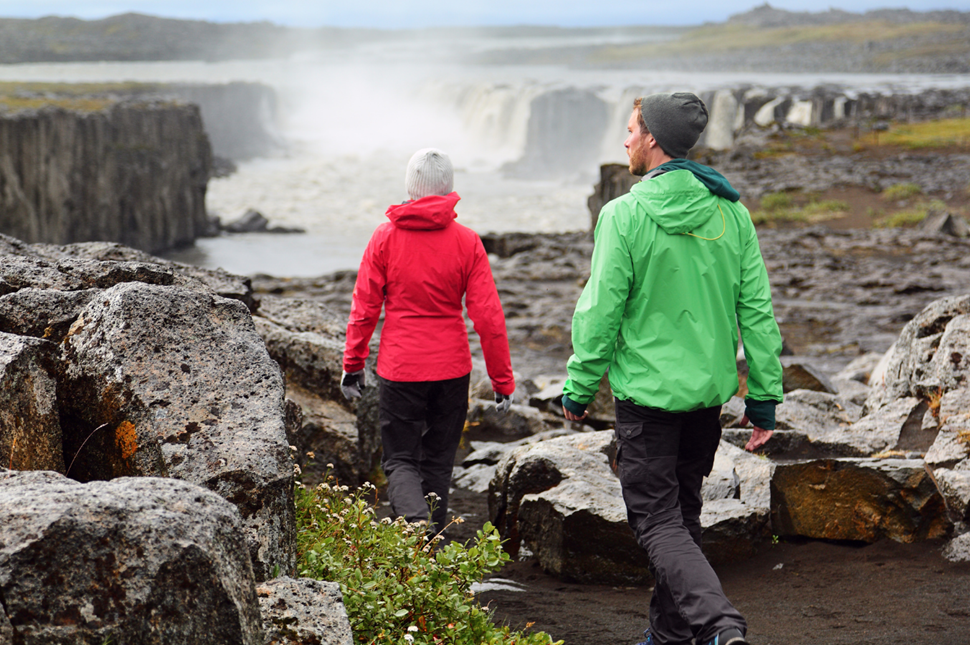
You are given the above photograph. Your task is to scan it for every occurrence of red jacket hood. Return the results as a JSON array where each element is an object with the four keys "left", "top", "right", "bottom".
[{"left": 385, "top": 192, "right": 460, "bottom": 230}]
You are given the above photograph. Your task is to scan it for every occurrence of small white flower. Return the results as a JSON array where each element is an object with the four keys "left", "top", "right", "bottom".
[
  {"left": 407, "top": 626, "right": 418, "bottom": 632},
  {"left": 404, "top": 635, "right": 414, "bottom": 643}
]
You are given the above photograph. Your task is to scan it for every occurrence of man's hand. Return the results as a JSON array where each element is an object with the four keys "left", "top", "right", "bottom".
[
  {"left": 341, "top": 370, "right": 366, "bottom": 399},
  {"left": 495, "top": 393, "right": 513, "bottom": 413},
  {"left": 740, "top": 415, "right": 773, "bottom": 452},
  {"left": 562, "top": 406, "right": 588, "bottom": 422}
]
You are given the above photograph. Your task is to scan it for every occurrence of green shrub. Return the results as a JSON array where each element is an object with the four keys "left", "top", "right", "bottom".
[
  {"left": 759, "top": 192, "right": 793, "bottom": 211},
  {"left": 803, "top": 199, "right": 850, "bottom": 215},
  {"left": 880, "top": 182, "right": 923, "bottom": 202},
  {"left": 297, "top": 478, "right": 562, "bottom": 645},
  {"left": 874, "top": 206, "right": 929, "bottom": 228}
]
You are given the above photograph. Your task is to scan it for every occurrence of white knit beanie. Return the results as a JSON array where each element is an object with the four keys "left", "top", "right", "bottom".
[{"left": 405, "top": 148, "right": 454, "bottom": 200}]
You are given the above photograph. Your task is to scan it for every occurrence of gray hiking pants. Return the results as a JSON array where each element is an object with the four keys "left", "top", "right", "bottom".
[
  {"left": 379, "top": 374, "right": 469, "bottom": 534},
  {"left": 614, "top": 398, "right": 747, "bottom": 644}
]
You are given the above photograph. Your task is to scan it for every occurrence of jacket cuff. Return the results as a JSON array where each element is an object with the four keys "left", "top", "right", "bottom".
[
  {"left": 562, "top": 393, "right": 589, "bottom": 417},
  {"left": 745, "top": 398, "right": 778, "bottom": 431}
]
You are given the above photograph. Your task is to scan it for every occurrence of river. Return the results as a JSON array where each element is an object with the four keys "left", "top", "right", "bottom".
[{"left": 1, "top": 31, "right": 968, "bottom": 276}]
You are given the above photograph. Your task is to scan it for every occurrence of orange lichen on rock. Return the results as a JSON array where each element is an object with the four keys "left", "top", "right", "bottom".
[{"left": 115, "top": 421, "right": 138, "bottom": 460}]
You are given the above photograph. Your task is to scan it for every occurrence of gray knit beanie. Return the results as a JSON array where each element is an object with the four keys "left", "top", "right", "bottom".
[
  {"left": 639, "top": 92, "right": 709, "bottom": 158},
  {"left": 405, "top": 148, "right": 454, "bottom": 200}
]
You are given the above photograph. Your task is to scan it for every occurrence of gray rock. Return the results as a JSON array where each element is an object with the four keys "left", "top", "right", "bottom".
[
  {"left": 726, "top": 390, "right": 865, "bottom": 457},
  {"left": 782, "top": 362, "right": 838, "bottom": 394},
  {"left": 943, "top": 532, "right": 970, "bottom": 563},
  {"left": 925, "top": 388, "right": 970, "bottom": 469},
  {"left": 491, "top": 432, "right": 772, "bottom": 584},
  {"left": 0, "top": 288, "right": 99, "bottom": 342},
  {"left": 865, "top": 294, "right": 970, "bottom": 412},
  {"left": 770, "top": 458, "right": 950, "bottom": 543},
  {"left": 256, "top": 577, "right": 353, "bottom": 645},
  {"left": 58, "top": 281, "right": 295, "bottom": 581},
  {"left": 252, "top": 299, "right": 381, "bottom": 485},
  {"left": 0, "top": 333, "right": 63, "bottom": 473},
  {"left": 835, "top": 352, "right": 885, "bottom": 385},
  {"left": 919, "top": 211, "right": 970, "bottom": 238},
  {"left": 931, "top": 467, "right": 970, "bottom": 524},
  {"left": 253, "top": 316, "right": 344, "bottom": 403},
  {"left": 0, "top": 471, "right": 263, "bottom": 645},
  {"left": 453, "top": 430, "right": 580, "bottom": 493},
  {"left": 843, "top": 396, "right": 924, "bottom": 456},
  {"left": 467, "top": 399, "right": 554, "bottom": 440},
  {"left": 0, "top": 102, "right": 211, "bottom": 255},
  {"left": 285, "top": 384, "right": 360, "bottom": 487},
  {"left": 45, "top": 241, "right": 257, "bottom": 312}
]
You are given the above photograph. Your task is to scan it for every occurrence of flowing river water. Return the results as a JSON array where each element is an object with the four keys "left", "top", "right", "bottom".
[{"left": 1, "top": 32, "right": 968, "bottom": 276}]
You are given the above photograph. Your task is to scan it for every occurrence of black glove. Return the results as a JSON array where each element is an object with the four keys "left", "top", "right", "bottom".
[
  {"left": 341, "top": 370, "right": 366, "bottom": 399},
  {"left": 494, "top": 392, "right": 513, "bottom": 413}
]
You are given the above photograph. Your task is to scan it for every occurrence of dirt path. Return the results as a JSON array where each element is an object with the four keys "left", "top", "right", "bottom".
[{"left": 473, "top": 531, "right": 970, "bottom": 645}]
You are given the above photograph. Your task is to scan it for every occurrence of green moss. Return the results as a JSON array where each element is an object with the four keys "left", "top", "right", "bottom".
[
  {"left": 0, "top": 96, "right": 113, "bottom": 113},
  {"left": 803, "top": 200, "right": 850, "bottom": 216},
  {"left": 760, "top": 192, "right": 794, "bottom": 212},
  {"left": 875, "top": 118, "right": 970, "bottom": 149},
  {"left": 881, "top": 183, "right": 923, "bottom": 202}
]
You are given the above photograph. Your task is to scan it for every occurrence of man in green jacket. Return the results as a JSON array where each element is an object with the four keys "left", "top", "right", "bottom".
[{"left": 562, "top": 93, "right": 783, "bottom": 645}]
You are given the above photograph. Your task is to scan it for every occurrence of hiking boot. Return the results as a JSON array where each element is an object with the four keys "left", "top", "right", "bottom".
[
  {"left": 634, "top": 629, "right": 655, "bottom": 645},
  {"left": 635, "top": 629, "right": 691, "bottom": 645},
  {"left": 702, "top": 627, "right": 748, "bottom": 645}
]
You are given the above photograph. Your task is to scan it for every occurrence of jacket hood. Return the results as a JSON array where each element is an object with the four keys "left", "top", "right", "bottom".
[
  {"left": 652, "top": 159, "right": 740, "bottom": 202},
  {"left": 632, "top": 165, "right": 735, "bottom": 236},
  {"left": 386, "top": 192, "right": 460, "bottom": 230}
]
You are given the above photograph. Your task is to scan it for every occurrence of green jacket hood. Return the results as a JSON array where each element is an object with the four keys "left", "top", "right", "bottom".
[
  {"left": 631, "top": 168, "right": 724, "bottom": 236},
  {"left": 654, "top": 159, "right": 740, "bottom": 202}
]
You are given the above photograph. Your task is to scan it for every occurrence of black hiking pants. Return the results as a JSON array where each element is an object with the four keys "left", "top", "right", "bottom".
[
  {"left": 379, "top": 373, "right": 469, "bottom": 534},
  {"left": 614, "top": 398, "right": 747, "bottom": 644}
]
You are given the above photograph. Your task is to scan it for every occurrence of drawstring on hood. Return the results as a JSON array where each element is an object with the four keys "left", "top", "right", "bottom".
[{"left": 633, "top": 162, "right": 740, "bottom": 237}]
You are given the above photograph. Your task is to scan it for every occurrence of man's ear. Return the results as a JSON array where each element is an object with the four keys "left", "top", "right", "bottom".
[{"left": 645, "top": 133, "right": 659, "bottom": 149}]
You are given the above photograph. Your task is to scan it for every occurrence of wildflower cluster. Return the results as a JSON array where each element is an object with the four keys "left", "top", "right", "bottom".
[{"left": 296, "top": 476, "right": 561, "bottom": 645}]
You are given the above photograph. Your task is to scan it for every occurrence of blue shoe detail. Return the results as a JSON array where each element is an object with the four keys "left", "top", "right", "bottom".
[{"left": 702, "top": 628, "right": 748, "bottom": 645}]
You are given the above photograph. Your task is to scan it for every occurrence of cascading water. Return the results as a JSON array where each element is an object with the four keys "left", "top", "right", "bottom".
[{"left": 0, "top": 38, "right": 965, "bottom": 276}]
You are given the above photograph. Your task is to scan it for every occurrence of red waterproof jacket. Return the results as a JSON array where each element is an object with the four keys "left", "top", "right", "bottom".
[{"left": 343, "top": 192, "right": 515, "bottom": 395}]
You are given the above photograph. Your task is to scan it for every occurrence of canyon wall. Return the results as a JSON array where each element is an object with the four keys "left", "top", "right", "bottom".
[{"left": 0, "top": 100, "right": 211, "bottom": 254}]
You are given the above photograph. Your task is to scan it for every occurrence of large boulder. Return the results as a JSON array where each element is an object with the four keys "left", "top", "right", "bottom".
[
  {"left": 256, "top": 577, "right": 354, "bottom": 645},
  {"left": 865, "top": 294, "right": 970, "bottom": 412},
  {"left": 58, "top": 281, "right": 295, "bottom": 580},
  {"left": 770, "top": 458, "right": 950, "bottom": 543},
  {"left": 252, "top": 296, "right": 381, "bottom": 485},
  {"left": 0, "top": 332, "right": 63, "bottom": 472},
  {"left": 0, "top": 471, "right": 263, "bottom": 645},
  {"left": 489, "top": 432, "right": 773, "bottom": 584}
]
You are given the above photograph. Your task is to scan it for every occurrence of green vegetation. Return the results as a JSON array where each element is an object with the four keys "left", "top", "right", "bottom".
[
  {"left": 0, "top": 96, "right": 113, "bottom": 113},
  {"left": 297, "top": 477, "right": 562, "bottom": 645},
  {"left": 0, "top": 82, "right": 168, "bottom": 113},
  {"left": 750, "top": 192, "right": 851, "bottom": 226},
  {"left": 881, "top": 183, "right": 923, "bottom": 202},
  {"left": 873, "top": 118, "right": 970, "bottom": 149},
  {"left": 590, "top": 20, "right": 966, "bottom": 64},
  {"left": 872, "top": 199, "right": 947, "bottom": 228}
]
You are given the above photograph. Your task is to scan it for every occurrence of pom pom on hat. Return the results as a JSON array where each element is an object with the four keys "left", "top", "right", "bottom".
[{"left": 405, "top": 148, "right": 454, "bottom": 200}]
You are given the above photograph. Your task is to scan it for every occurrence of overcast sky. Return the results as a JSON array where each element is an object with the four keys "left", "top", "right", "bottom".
[{"left": 1, "top": 0, "right": 968, "bottom": 28}]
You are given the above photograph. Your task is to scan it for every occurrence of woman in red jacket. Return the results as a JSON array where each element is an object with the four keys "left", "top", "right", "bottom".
[{"left": 341, "top": 148, "right": 515, "bottom": 534}]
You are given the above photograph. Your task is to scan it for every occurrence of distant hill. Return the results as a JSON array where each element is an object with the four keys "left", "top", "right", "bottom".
[{"left": 1, "top": 7, "right": 969, "bottom": 73}]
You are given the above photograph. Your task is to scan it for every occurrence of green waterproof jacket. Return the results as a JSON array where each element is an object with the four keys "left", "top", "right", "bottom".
[{"left": 563, "top": 166, "right": 783, "bottom": 415}]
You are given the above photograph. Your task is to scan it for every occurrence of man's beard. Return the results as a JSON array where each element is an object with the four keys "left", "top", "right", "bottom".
[{"left": 628, "top": 141, "right": 649, "bottom": 176}]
